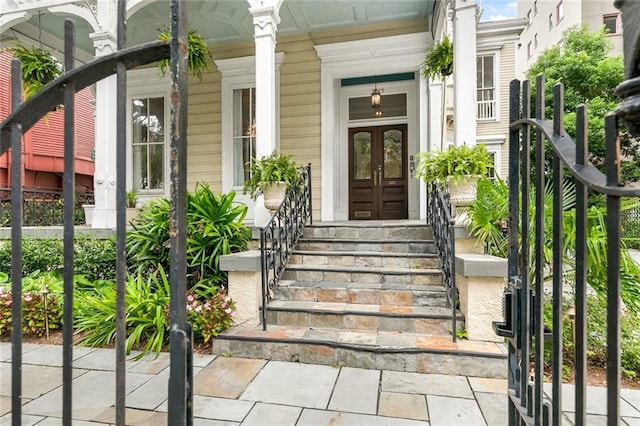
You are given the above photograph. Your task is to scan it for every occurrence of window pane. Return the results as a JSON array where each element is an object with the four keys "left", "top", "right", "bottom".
[
  {"left": 133, "top": 144, "right": 147, "bottom": 190},
  {"left": 148, "top": 97, "right": 164, "bottom": 142},
  {"left": 233, "top": 88, "right": 256, "bottom": 186},
  {"left": 233, "top": 137, "right": 256, "bottom": 186},
  {"left": 353, "top": 132, "right": 372, "bottom": 180},
  {"left": 132, "top": 98, "right": 148, "bottom": 144},
  {"left": 149, "top": 143, "right": 164, "bottom": 190},
  {"left": 383, "top": 129, "right": 402, "bottom": 179},
  {"left": 604, "top": 16, "right": 617, "bottom": 34},
  {"left": 483, "top": 56, "right": 493, "bottom": 88},
  {"left": 233, "top": 90, "right": 244, "bottom": 137}
]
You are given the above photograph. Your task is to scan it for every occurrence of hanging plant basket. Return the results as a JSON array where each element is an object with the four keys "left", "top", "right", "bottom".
[
  {"left": 157, "top": 27, "right": 212, "bottom": 81},
  {"left": 5, "top": 42, "right": 63, "bottom": 99},
  {"left": 422, "top": 35, "right": 453, "bottom": 80}
]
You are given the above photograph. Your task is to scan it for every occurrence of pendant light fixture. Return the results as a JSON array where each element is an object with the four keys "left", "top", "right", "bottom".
[{"left": 371, "top": 76, "right": 383, "bottom": 108}]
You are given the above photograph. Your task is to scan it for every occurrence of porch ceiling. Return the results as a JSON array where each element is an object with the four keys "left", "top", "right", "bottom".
[{"left": 5, "top": 0, "right": 435, "bottom": 58}]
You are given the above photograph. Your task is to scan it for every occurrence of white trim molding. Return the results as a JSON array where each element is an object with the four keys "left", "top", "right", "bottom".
[{"left": 314, "top": 32, "right": 429, "bottom": 221}]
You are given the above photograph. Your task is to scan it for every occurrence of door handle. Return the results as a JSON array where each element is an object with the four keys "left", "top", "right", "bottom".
[
  {"left": 373, "top": 169, "right": 377, "bottom": 186},
  {"left": 377, "top": 165, "right": 383, "bottom": 185}
]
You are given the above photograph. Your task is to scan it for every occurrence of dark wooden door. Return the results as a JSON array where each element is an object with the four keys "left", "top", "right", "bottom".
[{"left": 348, "top": 124, "right": 408, "bottom": 220}]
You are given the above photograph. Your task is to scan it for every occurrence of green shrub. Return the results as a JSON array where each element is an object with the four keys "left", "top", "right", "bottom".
[
  {"left": 0, "top": 238, "right": 64, "bottom": 276},
  {"left": 187, "top": 290, "right": 235, "bottom": 343},
  {"left": 0, "top": 272, "right": 63, "bottom": 337},
  {"left": 543, "top": 292, "right": 640, "bottom": 379},
  {"left": 0, "top": 237, "right": 116, "bottom": 282},
  {"left": 126, "top": 185, "right": 251, "bottom": 288},
  {"left": 75, "top": 266, "right": 237, "bottom": 357},
  {"left": 75, "top": 267, "right": 171, "bottom": 358},
  {"left": 74, "top": 237, "right": 117, "bottom": 281}
]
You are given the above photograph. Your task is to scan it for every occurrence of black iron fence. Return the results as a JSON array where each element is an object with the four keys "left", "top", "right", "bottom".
[
  {"left": 0, "top": 0, "right": 193, "bottom": 423},
  {"left": 0, "top": 188, "right": 93, "bottom": 226},
  {"left": 260, "top": 164, "right": 312, "bottom": 330},
  {"left": 426, "top": 182, "right": 457, "bottom": 341},
  {"left": 493, "top": 75, "right": 640, "bottom": 424}
]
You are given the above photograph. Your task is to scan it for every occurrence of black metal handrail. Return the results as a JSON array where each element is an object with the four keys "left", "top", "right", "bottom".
[
  {"left": 426, "top": 182, "right": 457, "bottom": 341},
  {"left": 260, "top": 164, "right": 312, "bottom": 330},
  {"left": 0, "top": 188, "right": 94, "bottom": 226}
]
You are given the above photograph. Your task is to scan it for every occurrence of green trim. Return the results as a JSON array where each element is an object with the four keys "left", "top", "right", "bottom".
[{"left": 341, "top": 72, "right": 415, "bottom": 87}]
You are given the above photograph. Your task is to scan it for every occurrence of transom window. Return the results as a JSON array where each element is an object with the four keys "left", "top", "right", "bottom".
[{"left": 132, "top": 97, "right": 165, "bottom": 191}]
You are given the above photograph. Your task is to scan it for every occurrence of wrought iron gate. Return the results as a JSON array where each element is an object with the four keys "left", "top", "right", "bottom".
[
  {"left": 494, "top": 2, "right": 640, "bottom": 424},
  {"left": 0, "top": 0, "right": 193, "bottom": 424}
]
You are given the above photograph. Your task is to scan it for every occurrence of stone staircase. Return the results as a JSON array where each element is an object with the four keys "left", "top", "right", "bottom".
[{"left": 212, "top": 221, "right": 506, "bottom": 378}]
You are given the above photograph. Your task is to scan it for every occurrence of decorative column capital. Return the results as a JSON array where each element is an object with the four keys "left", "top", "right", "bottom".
[
  {"left": 249, "top": 5, "right": 280, "bottom": 41},
  {"left": 90, "top": 31, "right": 116, "bottom": 56}
]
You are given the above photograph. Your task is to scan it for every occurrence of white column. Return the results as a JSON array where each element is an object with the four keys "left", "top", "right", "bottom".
[
  {"left": 249, "top": 4, "right": 280, "bottom": 226},
  {"left": 453, "top": 0, "right": 478, "bottom": 147},
  {"left": 89, "top": 0, "right": 118, "bottom": 228}
]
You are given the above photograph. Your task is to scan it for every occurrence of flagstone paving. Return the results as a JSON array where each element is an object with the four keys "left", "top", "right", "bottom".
[{"left": 1, "top": 342, "right": 640, "bottom": 425}]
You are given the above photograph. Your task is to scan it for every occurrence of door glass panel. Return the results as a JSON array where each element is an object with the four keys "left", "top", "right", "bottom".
[
  {"left": 353, "top": 131, "right": 372, "bottom": 180},
  {"left": 383, "top": 129, "right": 402, "bottom": 179}
]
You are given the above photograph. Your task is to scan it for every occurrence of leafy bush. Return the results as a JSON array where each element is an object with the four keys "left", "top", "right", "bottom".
[
  {"left": 74, "top": 237, "right": 117, "bottom": 281},
  {"left": 75, "top": 266, "right": 236, "bottom": 358},
  {"left": 187, "top": 290, "right": 235, "bottom": 343},
  {"left": 0, "top": 238, "right": 116, "bottom": 281},
  {"left": 0, "top": 238, "right": 63, "bottom": 276},
  {"left": 543, "top": 293, "right": 640, "bottom": 379},
  {"left": 0, "top": 273, "right": 63, "bottom": 338},
  {"left": 75, "top": 267, "right": 171, "bottom": 358},
  {"left": 126, "top": 185, "right": 251, "bottom": 288}
]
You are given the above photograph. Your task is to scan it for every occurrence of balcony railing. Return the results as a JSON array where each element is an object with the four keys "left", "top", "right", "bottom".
[{"left": 477, "top": 88, "right": 496, "bottom": 120}]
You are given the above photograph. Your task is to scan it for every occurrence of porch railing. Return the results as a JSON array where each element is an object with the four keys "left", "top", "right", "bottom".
[
  {"left": 0, "top": 188, "right": 94, "bottom": 226},
  {"left": 426, "top": 182, "right": 457, "bottom": 341},
  {"left": 260, "top": 164, "right": 312, "bottom": 330}
]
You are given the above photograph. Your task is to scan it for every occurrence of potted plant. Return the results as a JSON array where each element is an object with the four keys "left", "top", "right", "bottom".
[
  {"left": 157, "top": 27, "right": 212, "bottom": 80},
  {"left": 415, "top": 144, "right": 493, "bottom": 208},
  {"left": 126, "top": 190, "right": 139, "bottom": 224},
  {"left": 243, "top": 150, "right": 302, "bottom": 211},
  {"left": 5, "top": 42, "right": 63, "bottom": 99},
  {"left": 422, "top": 35, "right": 453, "bottom": 80}
]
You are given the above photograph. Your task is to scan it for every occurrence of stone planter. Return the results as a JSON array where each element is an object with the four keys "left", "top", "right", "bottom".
[
  {"left": 263, "top": 182, "right": 287, "bottom": 211},
  {"left": 447, "top": 175, "right": 480, "bottom": 225},
  {"left": 82, "top": 204, "right": 95, "bottom": 226},
  {"left": 126, "top": 207, "right": 139, "bottom": 224}
]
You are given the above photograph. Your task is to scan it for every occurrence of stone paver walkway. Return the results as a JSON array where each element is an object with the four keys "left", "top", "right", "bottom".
[{"left": 1, "top": 342, "right": 640, "bottom": 425}]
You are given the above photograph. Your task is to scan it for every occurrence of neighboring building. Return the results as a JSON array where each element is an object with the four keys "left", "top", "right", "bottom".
[
  {"left": 516, "top": 0, "right": 623, "bottom": 78},
  {"left": 0, "top": 49, "right": 95, "bottom": 193},
  {"left": 0, "top": 0, "right": 523, "bottom": 227}
]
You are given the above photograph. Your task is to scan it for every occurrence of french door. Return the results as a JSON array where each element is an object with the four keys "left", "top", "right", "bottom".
[{"left": 348, "top": 124, "right": 408, "bottom": 220}]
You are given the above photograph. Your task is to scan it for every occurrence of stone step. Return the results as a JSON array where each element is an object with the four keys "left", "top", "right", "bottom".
[
  {"left": 274, "top": 280, "right": 449, "bottom": 307},
  {"left": 294, "top": 238, "right": 436, "bottom": 254},
  {"left": 282, "top": 264, "right": 442, "bottom": 286},
  {"left": 303, "top": 221, "right": 433, "bottom": 241},
  {"left": 211, "top": 325, "right": 507, "bottom": 378},
  {"left": 289, "top": 250, "right": 439, "bottom": 269},
  {"left": 265, "top": 301, "right": 462, "bottom": 334}
]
